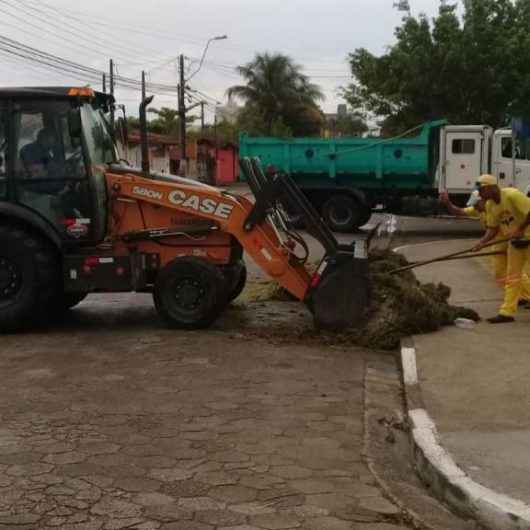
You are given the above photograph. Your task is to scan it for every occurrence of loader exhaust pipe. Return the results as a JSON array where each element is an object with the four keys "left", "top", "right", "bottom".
[{"left": 139, "top": 95, "right": 154, "bottom": 176}]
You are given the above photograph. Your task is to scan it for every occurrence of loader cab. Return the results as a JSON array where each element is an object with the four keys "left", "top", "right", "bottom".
[{"left": 0, "top": 87, "right": 117, "bottom": 244}]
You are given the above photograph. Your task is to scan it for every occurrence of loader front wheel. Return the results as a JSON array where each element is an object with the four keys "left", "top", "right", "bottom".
[
  {"left": 0, "top": 224, "right": 59, "bottom": 332},
  {"left": 154, "top": 257, "right": 226, "bottom": 329}
]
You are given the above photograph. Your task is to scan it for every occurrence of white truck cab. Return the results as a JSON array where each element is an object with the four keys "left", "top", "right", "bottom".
[
  {"left": 491, "top": 128, "right": 530, "bottom": 193},
  {"left": 439, "top": 125, "right": 530, "bottom": 197},
  {"left": 439, "top": 125, "right": 492, "bottom": 194}
]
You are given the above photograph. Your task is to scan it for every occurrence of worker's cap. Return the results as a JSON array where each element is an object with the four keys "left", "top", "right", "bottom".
[
  {"left": 476, "top": 174, "right": 497, "bottom": 187},
  {"left": 466, "top": 190, "right": 481, "bottom": 207}
]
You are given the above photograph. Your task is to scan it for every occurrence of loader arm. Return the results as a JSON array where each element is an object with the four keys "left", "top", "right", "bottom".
[{"left": 106, "top": 171, "right": 312, "bottom": 300}]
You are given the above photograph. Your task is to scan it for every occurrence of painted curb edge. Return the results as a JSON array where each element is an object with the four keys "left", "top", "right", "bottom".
[{"left": 400, "top": 339, "right": 530, "bottom": 530}]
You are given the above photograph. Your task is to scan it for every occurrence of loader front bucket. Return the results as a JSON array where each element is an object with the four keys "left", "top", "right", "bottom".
[
  {"left": 306, "top": 249, "right": 370, "bottom": 330},
  {"left": 240, "top": 157, "right": 371, "bottom": 331}
]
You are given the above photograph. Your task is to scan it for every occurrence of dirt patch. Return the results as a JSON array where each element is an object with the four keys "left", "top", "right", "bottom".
[
  {"left": 240, "top": 250, "right": 479, "bottom": 351},
  {"left": 239, "top": 280, "right": 296, "bottom": 303}
]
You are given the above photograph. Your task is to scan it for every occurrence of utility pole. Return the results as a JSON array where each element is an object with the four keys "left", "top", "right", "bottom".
[
  {"left": 140, "top": 71, "right": 151, "bottom": 176},
  {"left": 109, "top": 59, "right": 115, "bottom": 129},
  {"left": 102, "top": 73, "right": 106, "bottom": 93},
  {"left": 200, "top": 101, "right": 205, "bottom": 132},
  {"left": 178, "top": 54, "right": 187, "bottom": 169}
]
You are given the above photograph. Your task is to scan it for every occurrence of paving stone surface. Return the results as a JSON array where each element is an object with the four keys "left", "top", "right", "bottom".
[{"left": 0, "top": 296, "right": 412, "bottom": 529}]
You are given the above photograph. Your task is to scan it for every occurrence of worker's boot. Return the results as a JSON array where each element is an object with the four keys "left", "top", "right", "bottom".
[{"left": 487, "top": 314, "right": 515, "bottom": 324}]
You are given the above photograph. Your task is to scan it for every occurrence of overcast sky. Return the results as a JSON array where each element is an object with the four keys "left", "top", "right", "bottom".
[{"left": 0, "top": 0, "right": 447, "bottom": 122}]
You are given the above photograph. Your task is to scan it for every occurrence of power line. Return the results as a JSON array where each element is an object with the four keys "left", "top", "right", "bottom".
[
  {"left": 20, "top": 0, "right": 242, "bottom": 54},
  {"left": 5, "top": 0, "right": 152, "bottom": 64},
  {"left": 20, "top": 0, "right": 169, "bottom": 61},
  {"left": 0, "top": 0, "right": 136, "bottom": 63},
  {"left": 0, "top": 35, "right": 181, "bottom": 94}
]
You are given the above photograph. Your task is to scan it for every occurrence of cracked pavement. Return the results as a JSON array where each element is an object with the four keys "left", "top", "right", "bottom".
[{"left": 0, "top": 294, "right": 411, "bottom": 530}]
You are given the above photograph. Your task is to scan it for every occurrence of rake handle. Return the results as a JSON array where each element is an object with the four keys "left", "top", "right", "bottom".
[{"left": 390, "top": 237, "right": 514, "bottom": 274}]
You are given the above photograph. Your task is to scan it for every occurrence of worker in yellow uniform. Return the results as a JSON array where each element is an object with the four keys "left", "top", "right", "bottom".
[
  {"left": 473, "top": 174, "right": 530, "bottom": 323},
  {"left": 440, "top": 190, "right": 530, "bottom": 305}
]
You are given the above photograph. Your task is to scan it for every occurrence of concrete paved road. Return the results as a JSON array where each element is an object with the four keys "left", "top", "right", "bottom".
[{"left": 0, "top": 296, "right": 410, "bottom": 530}]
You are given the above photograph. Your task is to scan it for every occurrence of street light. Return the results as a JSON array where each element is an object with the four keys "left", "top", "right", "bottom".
[{"left": 186, "top": 35, "right": 228, "bottom": 81}]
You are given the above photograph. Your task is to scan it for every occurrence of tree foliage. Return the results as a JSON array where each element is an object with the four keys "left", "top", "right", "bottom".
[
  {"left": 345, "top": 0, "right": 530, "bottom": 134},
  {"left": 331, "top": 111, "right": 369, "bottom": 137},
  {"left": 228, "top": 52, "right": 325, "bottom": 136},
  {"left": 127, "top": 107, "right": 196, "bottom": 137}
]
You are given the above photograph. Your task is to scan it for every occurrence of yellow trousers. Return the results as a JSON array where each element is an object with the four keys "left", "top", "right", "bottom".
[
  {"left": 495, "top": 243, "right": 530, "bottom": 316},
  {"left": 492, "top": 243, "right": 530, "bottom": 302}
]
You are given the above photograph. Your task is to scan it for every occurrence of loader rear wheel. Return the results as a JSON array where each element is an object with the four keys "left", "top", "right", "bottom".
[
  {"left": 0, "top": 224, "right": 59, "bottom": 332},
  {"left": 154, "top": 257, "right": 227, "bottom": 329},
  {"left": 322, "top": 195, "right": 371, "bottom": 232}
]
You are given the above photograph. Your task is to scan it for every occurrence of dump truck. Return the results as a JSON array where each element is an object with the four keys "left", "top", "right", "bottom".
[
  {"left": 0, "top": 86, "right": 368, "bottom": 333},
  {"left": 239, "top": 122, "right": 530, "bottom": 231}
]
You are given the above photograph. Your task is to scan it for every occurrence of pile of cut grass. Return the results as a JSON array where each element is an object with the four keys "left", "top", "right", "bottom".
[{"left": 242, "top": 250, "right": 479, "bottom": 350}]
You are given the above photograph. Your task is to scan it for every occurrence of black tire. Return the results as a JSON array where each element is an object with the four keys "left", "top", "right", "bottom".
[
  {"left": 62, "top": 292, "right": 88, "bottom": 310},
  {"left": 0, "top": 224, "right": 60, "bottom": 332},
  {"left": 322, "top": 195, "right": 371, "bottom": 232},
  {"left": 357, "top": 203, "right": 372, "bottom": 229},
  {"left": 153, "top": 257, "right": 227, "bottom": 329},
  {"left": 225, "top": 261, "right": 247, "bottom": 302}
]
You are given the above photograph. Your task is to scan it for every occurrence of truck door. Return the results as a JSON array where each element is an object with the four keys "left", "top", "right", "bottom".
[
  {"left": 492, "top": 131, "right": 530, "bottom": 193},
  {"left": 442, "top": 130, "right": 484, "bottom": 192}
]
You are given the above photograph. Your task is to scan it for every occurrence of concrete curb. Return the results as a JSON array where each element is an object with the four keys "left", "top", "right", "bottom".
[{"left": 400, "top": 339, "right": 530, "bottom": 530}]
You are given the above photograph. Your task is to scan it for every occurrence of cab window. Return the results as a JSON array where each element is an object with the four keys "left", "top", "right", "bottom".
[
  {"left": 81, "top": 104, "right": 116, "bottom": 166},
  {"left": 12, "top": 100, "right": 92, "bottom": 236},
  {"left": 0, "top": 105, "right": 6, "bottom": 198},
  {"left": 14, "top": 101, "right": 86, "bottom": 186},
  {"left": 501, "top": 137, "right": 527, "bottom": 160},
  {"left": 452, "top": 139, "right": 475, "bottom": 154}
]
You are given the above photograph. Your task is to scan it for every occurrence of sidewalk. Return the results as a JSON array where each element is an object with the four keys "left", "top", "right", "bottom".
[{"left": 399, "top": 240, "right": 530, "bottom": 525}]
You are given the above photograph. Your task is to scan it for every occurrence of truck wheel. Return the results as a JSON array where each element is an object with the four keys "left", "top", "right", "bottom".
[
  {"left": 322, "top": 195, "right": 370, "bottom": 232},
  {"left": 225, "top": 261, "right": 247, "bottom": 302},
  {"left": 357, "top": 203, "right": 372, "bottom": 228},
  {"left": 154, "top": 257, "right": 227, "bottom": 329},
  {"left": 0, "top": 224, "right": 59, "bottom": 332}
]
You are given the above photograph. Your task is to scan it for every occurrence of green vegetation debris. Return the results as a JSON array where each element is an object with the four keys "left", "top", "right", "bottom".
[{"left": 242, "top": 250, "right": 479, "bottom": 351}]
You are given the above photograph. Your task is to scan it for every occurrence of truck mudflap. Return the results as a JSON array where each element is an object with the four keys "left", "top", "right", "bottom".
[
  {"left": 306, "top": 251, "right": 370, "bottom": 331},
  {"left": 240, "top": 157, "right": 371, "bottom": 331}
]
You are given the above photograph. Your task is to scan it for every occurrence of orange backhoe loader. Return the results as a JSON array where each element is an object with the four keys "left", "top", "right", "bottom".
[{"left": 0, "top": 87, "right": 369, "bottom": 332}]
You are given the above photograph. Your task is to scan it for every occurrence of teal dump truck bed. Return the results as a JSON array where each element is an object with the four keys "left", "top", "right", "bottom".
[
  {"left": 239, "top": 120, "right": 445, "bottom": 190},
  {"left": 238, "top": 121, "right": 446, "bottom": 232}
]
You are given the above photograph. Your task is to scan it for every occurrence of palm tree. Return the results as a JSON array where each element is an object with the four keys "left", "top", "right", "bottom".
[{"left": 227, "top": 53, "right": 324, "bottom": 134}]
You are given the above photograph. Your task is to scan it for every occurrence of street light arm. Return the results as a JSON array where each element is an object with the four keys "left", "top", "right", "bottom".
[{"left": 186, "top": 35, "right": 227, "bottom": 82}]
